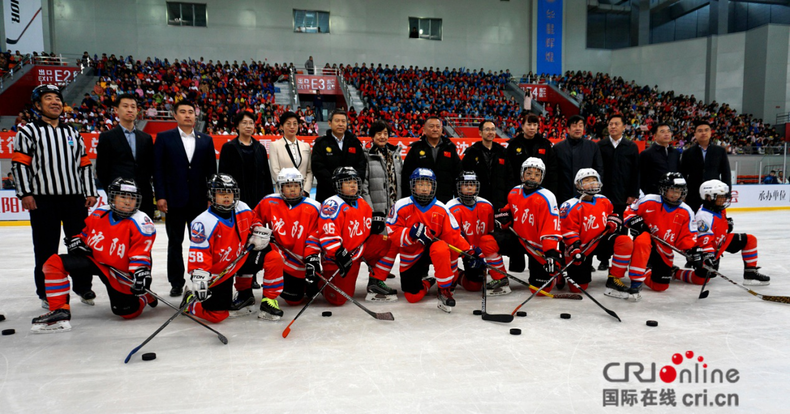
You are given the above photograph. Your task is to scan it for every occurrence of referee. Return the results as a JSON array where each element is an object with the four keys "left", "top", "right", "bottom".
[{"left": 12, "top": 84, "right": 99, "bottom": 307}]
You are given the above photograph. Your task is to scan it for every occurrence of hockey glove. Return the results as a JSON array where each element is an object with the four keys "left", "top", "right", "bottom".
[
  {"left": 334, "top": 247, "right": 353, "bottom": 277},
  {"left": 190, "top": 269, "right": 212, "bottom": 302},
  {"left": 726, "top": 217, "right": 734, "bottom": 233},
  {"left": 65, "top": 236, "right": 92, "bottom": 256},
  {"left": 568, "top": 241, "right": 585, "bottom": 265},
  {"left": 494, "top": 209, "right": 512, "bottom": 229},
  {"left": 605, "top": 214, "right": 623, "bottom": 235},
  {"left": 408, "top": 223, "right": 432, "bottom": 246},
  {"left": 626, "top": 216, "right": 649, "bottom": 236},
  {"left": 695, "top": 252, "right": 717, "bottom": 279},
  {"left": 247, "top": 226, "right": 272, "bottom": 251},
  {"left": 131, "top": 267, "right": 152, "bottom": 296},
  {"left": 685, "top": 247, "right": 704, "bottom": 269},
  {"left": 465, "top": 246, "right": 485, "bottom": 269},
  {"left": 304, "top": 255, "right": 321, "bottom": 284},
  {"left": 543, "top": 250, "right": 562, "bottom": 275},
  {"left": 371, "top": 212, "right": 387, "bottom": 234}
]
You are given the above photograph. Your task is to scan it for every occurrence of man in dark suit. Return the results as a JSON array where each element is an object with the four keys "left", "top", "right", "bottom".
[
  {"left": 96, "top": 94, "right": 155, "bottom": 217},
  {"left": 400, "top": 116, "right": 462, "bottom": 203},
  {"left": 680, "top": 120, "right": 731, "bottom": 212},
  {"left": 311, "top": 109, "right": 366, "bottom": 202},
  {"left": 639, "top": 123, "right": 680, "bottom": 195},
  {"left": 154, "top": 100, "right": 217, "bottom": 296}
]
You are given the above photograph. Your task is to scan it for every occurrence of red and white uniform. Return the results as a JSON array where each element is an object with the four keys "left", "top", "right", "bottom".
[
  {"left": 186, "top": 202, "right": 263, "bottom": 322},
  {"left": 387, "top": 197, "right": 470, "bottom": 293},
  {"left": 623, "top": 194, "right": 697, "bottom": 282},
  {"left": 43, "top": 206, "right": 156, "bottom": 315},
  {"left": 446, "top": 197, "right": 505, "bottom": 282},
  {"left": 559, "top": 195, "right": 631, "bottom": 278},
  {"left": 254, "top": 194, "right": 321, "bottom": 277},
  {"left": 501, "top": 186, "right": 561, "bottom": 262}
]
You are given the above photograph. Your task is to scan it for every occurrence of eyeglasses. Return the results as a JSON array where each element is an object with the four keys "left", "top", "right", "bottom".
[{"left": 482, "top": 128, "right": 497, "bottom": 132}]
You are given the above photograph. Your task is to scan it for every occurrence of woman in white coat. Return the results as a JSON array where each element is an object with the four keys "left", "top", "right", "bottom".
[{"left": 269, "top": 111, "right": 314, "bottom": 196}]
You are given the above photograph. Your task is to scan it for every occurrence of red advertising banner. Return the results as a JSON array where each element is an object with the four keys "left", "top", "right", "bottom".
[
  {"left": 33, "top": 66, "right": 82, "bottom": 86},
  {"left": 295, "top": 75, "right": 341, "bottom": 95}
]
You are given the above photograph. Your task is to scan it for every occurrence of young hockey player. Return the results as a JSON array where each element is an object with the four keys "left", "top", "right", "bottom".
[
  {"left": 252, "top": 168, "right": 322, "bottom": 308},
  {"left": 312, "top": 167, "right": 399, "bottom": 305},
  {"left": 184, "top": 174, "right": 273, "bottom": 323},
  {"left": 674, "top": 179, "right": 770, "bottom": 286},
  {"left": 623, "top": 172, "right": 703, "bottom": 296},
  {"left": 387, "top": 168, "right": 484, "bottom": 312},
  {"left": 559, "top": 169, "right": 632, "bottom": 295},
  {"left": 31, "top": 178, "right": 157, "bottom": 333},
  {"left": 446, "top": 171, "right": 507, "bottom": 295},
  {"left": 495, "top": 158, "right": 562, "bottom": 294}
]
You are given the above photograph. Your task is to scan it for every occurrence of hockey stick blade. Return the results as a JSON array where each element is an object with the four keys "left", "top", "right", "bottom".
[
  {"left": 482, "top": 312, "right": 514, "bottom": 323},
  {"left": 124, "top": 300, "right": 188, "bottom": 363},
  {"left": 552, "top": 293, "right": 583, "bottom": 300},
  {"left": 282, "top": 269, "right": 341, "bottom": 338},
  {"left": 699, "top": 289, "right": 711, "bottom": 299}
]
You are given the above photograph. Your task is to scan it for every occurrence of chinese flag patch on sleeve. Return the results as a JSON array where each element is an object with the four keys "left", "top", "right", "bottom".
[
  {"left": 444, "top": 151, "right": 452, "bottom": 157},
  {"left": 498, "top": 158, "right": 505, "bottom": 165},
  {"left": 538, "top": 149, "right": 546, "bottom": 154},
  {"left": 348, "top": 147, "right": 356, "bottom": 154}
]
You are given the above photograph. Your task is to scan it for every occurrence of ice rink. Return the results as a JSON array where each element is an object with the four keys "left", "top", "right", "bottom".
[{"left": 1, "top": 210, "right": 789, "bottom": 414}]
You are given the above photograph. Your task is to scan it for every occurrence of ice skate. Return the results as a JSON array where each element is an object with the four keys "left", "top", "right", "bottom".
[
  {"left": 366, "top": 278, "right": 398, "bottom": 302},
  {"left": 77, "top": 290, "right": 96, "bottom": 306},
  {"left": 31, "top": 308, "right": 72, "bottom": 333},
  {"left": 258, "top": 297, "right": 283, "bottom": 320},
  {"left": 437, "top": 288, "right": 455, "bottom": 313},
  {"left": 744, "top": 267, "right": 770, "bottom": 286},
  {"left": 228, "top": 290, "right": 256, "bottom": 318},
  {"left": 604, "top": 275, "right": 630, "bottom": 300},
  {"left": 485, "top": 277, "right": 512, "bottom": 296}
]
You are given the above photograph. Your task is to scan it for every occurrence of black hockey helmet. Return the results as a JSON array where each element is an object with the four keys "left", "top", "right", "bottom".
[
  {"left": 332, "top": 166, "right": 361, "bottom": 204},
  {"left": 207, "top": 173, "right": 239, "bottom": 212},
  {"left": 107, "top": 177, "right": 142, "bottom": 219},
  {"left": 31, "top": 84, "right": 64, "bottom": 104},
  {"left": 456, "top": 171, "right": 479, "bottom": 206},
  {"left": 658, "top": 172, "right": 688, "bottom": 207}
]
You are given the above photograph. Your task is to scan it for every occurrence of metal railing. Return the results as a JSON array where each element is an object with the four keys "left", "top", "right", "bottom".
[
  {"left": 0, "top": 53, "right": 32, "bottom": 90},
  {"left": 293, "top": 66, "right": 340, "bottom": 76},
  {"left": 288, "top": 67, "right": 300, "bottom": 108},
  {"left": 143, "top": 109, "right": 175, "bottom": 120}
]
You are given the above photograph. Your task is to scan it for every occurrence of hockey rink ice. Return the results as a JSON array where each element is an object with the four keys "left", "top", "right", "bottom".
[{"left": 1, "top": 210, "right": 789, "bottom": 413}]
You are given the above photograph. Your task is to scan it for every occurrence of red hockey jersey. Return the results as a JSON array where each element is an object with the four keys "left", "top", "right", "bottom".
[
  {"left": 253, "top": 194, "right": 321, "bottom": 274},
  {"left": 316, "top": 195, "right": 372, "bottom": 261},
  {"left": 695, "top": 207, "right": 731, "bottom": 258},
  {"left": 559, "top": 195, "right": 612, "bottom": 250},
  {"left": 446, "top": 197, "right": 495, "bottom": 247},
  {"left": 501, "top": 186, "right": 561, "bottom": 260},
  {"left": 81, "top": 206, "right": 156, "bottom": 293},
  {"left": 623, "top": 194, "right": 697, "bottom": 258},
  {"left": 188, "top": 202, "right": 261, "bottom": 284}
]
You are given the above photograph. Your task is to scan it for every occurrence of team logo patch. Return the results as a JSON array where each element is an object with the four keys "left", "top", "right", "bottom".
[
  {"left": 190, "top": 222, "right": 207, "bottom": 243},
  {"left": 559, "top": 202, "right": 571, "bottom": 218},
  {"left": 697, "top": 220, "right": 709, "bottom": 232},
  {"left": 141, "top": 216, "right": 156, "bottom": 233},
  {"left": 321, "top": 199, "right": 339, "bottom": 216}
]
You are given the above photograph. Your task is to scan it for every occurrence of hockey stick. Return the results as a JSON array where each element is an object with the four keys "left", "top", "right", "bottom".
[
  {"left": 510, "top": 232, "right": 607, "bottom": 316},
  {"left": 510, "top": 228, "right": 622, "bottom": 322},
  {"left": 649, "top": 234, "right": 790, "bottom": 304},
  {"left": 124, "top": 245, "right": 252, "bottom": 363},
  {"left": 441, "top": 241, "right": 513, "bottom": 323},
  {"left": 109, "top": 266, "right": 228, "bottom": 345},
  {"left": 275, "top": 244, "right": 395, "bottom": 321},
  {"left": 282, "top": 269, "right": 341, "bottom": 338}
]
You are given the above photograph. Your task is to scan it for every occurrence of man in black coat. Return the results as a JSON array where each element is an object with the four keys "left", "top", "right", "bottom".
[
  {"left": 96, "top": 94, "right": 155, "bottom": 217},
  {"left": 639, "top": 123, "right": 680, "bottom": 196},
  {"left": 506, "top": 113, "right": 558, "bottom": 195},
  {"left": 680, "top": 120, "right": 732, "bottom": 212},
  {"left": 153, "top": 100, "right": 217, "bottom": 296},
  {"left": 311, "top": 109, "right": 366, "bottom": 202},
  {"left": 553, "top": 115, "right": 604, "bottom": 204},
  {"left": 218, "top": 111, "right": 273, "bottom": 207},
  {"left": 461, "top": 121, "right": 513, "bottom": 210},
  {"left": 595, "top": 113, "right": 639, "bottom": 270},
  {"left": 401, "top": 117, "right": 461, "bottom": 203}
]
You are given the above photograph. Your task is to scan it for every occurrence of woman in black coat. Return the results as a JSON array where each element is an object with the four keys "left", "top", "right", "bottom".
[{"left": 218, "top": 111, "right": 274, "bottom": 208}]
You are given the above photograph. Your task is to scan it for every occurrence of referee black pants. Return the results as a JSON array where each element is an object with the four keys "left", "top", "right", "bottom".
[
  {"left": 165, "top": 204, "right": 205, "bottom": 289},
  {"left": 29, "top": 195, "right": 90, "bottom": 300}
]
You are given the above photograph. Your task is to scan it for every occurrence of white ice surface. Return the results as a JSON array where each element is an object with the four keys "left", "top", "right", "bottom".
[{"left": 1, "top": 210, "right": 790, "bottom": 414}]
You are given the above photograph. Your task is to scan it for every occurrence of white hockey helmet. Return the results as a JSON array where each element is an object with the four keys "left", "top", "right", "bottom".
[
  {"left": 574, "top": 168, "right": 602, "bottom": 195},
  {"left": 699, "top": 179, "right": 731, "bottom": 212},
  {"left": 520, "top": 157, "right": 545, "bottom": 189},
  {"left": 277, "top": 168, "right": 304, "bottom": 203}
]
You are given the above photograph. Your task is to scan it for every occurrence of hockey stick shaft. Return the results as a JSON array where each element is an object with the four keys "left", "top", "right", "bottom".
[
  {"left": 282, "top": 269, "right": 341, "bottom": 338},
  {"left": 649, "top": 234, "right": 790, "bottom": 304},
  {"left": 275, "top": 243, "right": 395, "bottom": 321},
  {"left": 509, "top": 232, "right": 606, "bottom": 316},
  {"left": 509, "top": 228, "right": 621, "bottom": 322},
  {"left": 109, "top": 267, "right": 228, "bottom": 344},
  {"left": 123, "top": 246, "right": 252, "bottom": 363}
]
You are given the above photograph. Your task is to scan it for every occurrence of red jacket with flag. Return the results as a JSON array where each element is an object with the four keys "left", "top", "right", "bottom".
[
  {"left": 559, "top": 195, "right": 612, "bottom": 251},
  {"left": 623, "top": 194, "right": 697, "bottom": 261},
  {"left": 316, "top": 195, "right": 372, "bottom": 261},
  {"left": 188, "top": 202, "right": 261, "bottom": 285},
  {"left": 81, "top": 205, "right": 156, "bottom": 294},
  {"left": 694, "top": 207, "right": 732, "bottom": 259},
  {"left": 501, "top": 186, "right": 561, "bottom": 262},
  {"left": 253, "top": 194, "right": 321, "bottom": 274},
  {"left": 446, "top": 197, "right": 495, "bottom": 247}
]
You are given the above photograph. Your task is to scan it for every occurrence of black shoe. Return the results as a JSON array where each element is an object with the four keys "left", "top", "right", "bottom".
[
  {"left": 598, "top": 261, "right": 609, "bottom": 271},
  {"left": 509, "top": 254, "right": 526, "bottom": 273},
  {"left": 170, "top": 286, "right": 184, "bottom": 297}
]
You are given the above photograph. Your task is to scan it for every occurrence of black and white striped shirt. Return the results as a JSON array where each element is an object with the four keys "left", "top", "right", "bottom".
[{"left": 12, "top": 119, "right": 98, "bottom": 198}]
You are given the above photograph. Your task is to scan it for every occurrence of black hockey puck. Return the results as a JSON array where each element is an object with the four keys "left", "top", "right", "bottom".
[
  {"left": 141, "top": 352, "right": 156, "bottom": 361},
  {"left": 516, "top": 311, "right": 527, "bottom": 317},
  {"left": 473, "top": 310, "right": 483, "bottom": 315},
  {"left": 0, "top": 314, "right": 5, "bottom": 322},
  {"left": 560, "top": 313, "right": 571, "bottom": 319},
  {"left": 2, "top": 329, "right": 15, "bottom": 336},
  {"left": 322, "top": 311, "right": 332, "bottom": 317},
  {"left": 509, "top": 328, "right": 521, "bottom": 335},
  {"left": 387, "top": 274, "right": 395, "bottom": 279},
  {"left": 646, "top": 320, "right": 658, "bottom": 327}
]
